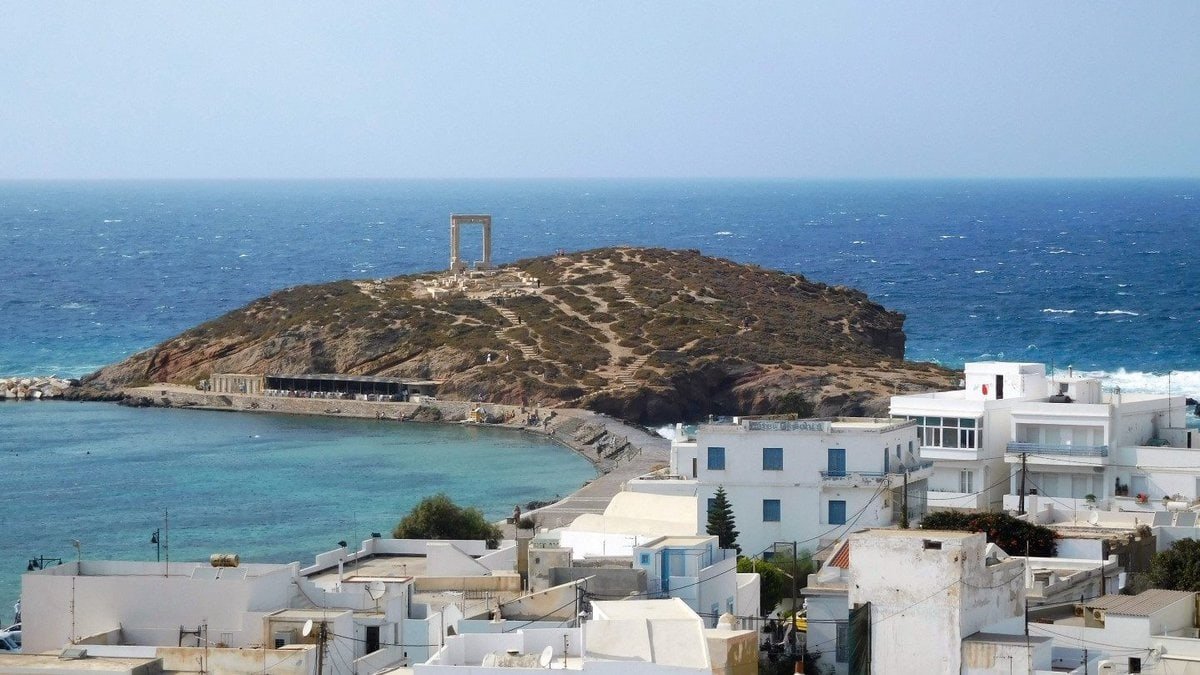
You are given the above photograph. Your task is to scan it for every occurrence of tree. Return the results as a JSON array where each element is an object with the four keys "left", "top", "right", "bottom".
[
  {"left": 706, "top": 486, "right": 740, "bottom": 553},
  {"left": 773, "top": 390, "right": 814, "bottom": 418},
  {"left": 738, "top": 556, "right": 787, "bottom": 614},
  {"left": 1149, "top": 538, "right": 1200, "bottom": 591},
  {"left": 920, "top": 510, "right": 1057, "bottom": 557},
  {"left": 393, "top": 493, "right": 502, "bottom": 548}
]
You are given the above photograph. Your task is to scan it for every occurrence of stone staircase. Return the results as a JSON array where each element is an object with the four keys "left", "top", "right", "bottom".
[
  {"left": 613, "top": 353, "right": 650, "bottom": 388},
  {"left": 482, "top": 298, "right": 540, "bottom": 360}
]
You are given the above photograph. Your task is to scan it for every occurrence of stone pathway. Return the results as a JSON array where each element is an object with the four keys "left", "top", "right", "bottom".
[{"left": 505, "top": 409, "right": 671, "bottom": 534}]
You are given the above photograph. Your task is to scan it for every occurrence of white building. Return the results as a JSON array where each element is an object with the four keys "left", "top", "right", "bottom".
[
  {"left": 413, "top": 598, "right": 757, "bottom": 675},
  {"left": 627, "top": 417, "right": 930, "bottom": 558},
  {"left": 1026, "top": 588, "right": 1200, "bottom": 674},
  {"left": 21, "top": 539, "right": 506, "bottom": 675},
  {"left": 526, "top": 493, "right": 758, "bottom": 627},
  {"left": 21, "top": 560, "right": 328, "bottom": 674},
  {"left": 802, "top": 529, "right": 1051, "bottom": 675},
  {"left": 891, "top": 361, "right": 1197, "bottom": 516},
  {"left": 1002, "top": 373, "right": 1192, "bottom": 514},
  {"left": 891, "top": 361, "right": 1053, "bottom": 511}
]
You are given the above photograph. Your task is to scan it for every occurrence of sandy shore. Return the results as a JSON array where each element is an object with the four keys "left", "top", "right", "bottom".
[{"left": 120, "top": 384, "right": 672, "bottom": 529}]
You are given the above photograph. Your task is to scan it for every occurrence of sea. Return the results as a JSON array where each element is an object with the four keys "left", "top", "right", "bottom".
[{"left": 2, "top": 179, "right": 1199, "bottom": 618}]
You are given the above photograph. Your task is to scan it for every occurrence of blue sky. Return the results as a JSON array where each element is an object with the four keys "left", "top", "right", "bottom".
[{"left": 2, "top": 2, "right": 1198, "bottom": 179}]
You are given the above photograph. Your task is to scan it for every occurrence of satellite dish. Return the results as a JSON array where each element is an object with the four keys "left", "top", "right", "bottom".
[
  {"left": 1088, "top": 511, "right": 1101, "bottom": 526},
  {"left": 539, "top": 646, "right": 553, "bottom": 668},
  {"left": 366, "top": 580, "right": 386, "bottom": 600},
  {"left": 301, "top": 619, "right": 314, "bottom": 637},
  {"left": 482, "top": 654, "right": 497, "bottom": 667}
]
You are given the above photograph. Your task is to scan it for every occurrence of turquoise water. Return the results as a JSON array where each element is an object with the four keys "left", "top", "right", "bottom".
[{"left": 1, "top": 401, "right": 595, "bottom": 619}]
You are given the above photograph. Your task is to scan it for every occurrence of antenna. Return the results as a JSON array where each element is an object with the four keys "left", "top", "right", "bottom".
[
  {"left": 538, "top": 645, "right": 553, "bottom": 668},
  {"left": 302, "top": 619, "right": 314, "bottom": 638},
  {"left": 1088, "top": 511, "right": 1100, "bottom": 526},
  {"left": 482, "top": 654, "right": 497, "bottom": 667}
]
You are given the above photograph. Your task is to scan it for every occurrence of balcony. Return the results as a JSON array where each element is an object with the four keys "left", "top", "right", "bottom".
[
  {"left": 1006, "top": 442, "right": 1108, "bottom": 458},
  {"left": 925, "top": 489, "right": 988, "bottom": 510},
  {"left": 820, "top": 461, "right": 934, "bottom": 487}
]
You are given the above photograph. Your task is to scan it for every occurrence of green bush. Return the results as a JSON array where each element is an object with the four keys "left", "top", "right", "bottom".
[
  {"left": 393, "top": 493, "right": 502, "bottom": 548},
  {"left": 920, "top": 511, "right": 1057, "bottom": 557}
]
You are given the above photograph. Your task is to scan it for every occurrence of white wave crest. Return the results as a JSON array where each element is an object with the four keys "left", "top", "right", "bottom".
[
  {"left": 1059, "top": 368, "right": 1200, "bottom": 398},
  {"left": 1042, "top": 308, "right": 1076, "bottom": 314},
  {"left": 1094, "top": 310, "right": 1139, "bottom": 316},
  {"left": 714, "top": 231, "right": 733, "bottom": 236}
]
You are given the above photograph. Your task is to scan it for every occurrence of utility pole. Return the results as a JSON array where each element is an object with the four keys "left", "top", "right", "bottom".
[
  {"left": 791, "top": 541, "right": 798, "bottom": 631},
  {"left": 316, "top": 622, "right": 327, "bottom": 675},
  {"left": 1018, "top": 453, "right": 1028, "bottom": 515},
  {"left": 164, "top": 509, "right": 170, "bottom": 577}
]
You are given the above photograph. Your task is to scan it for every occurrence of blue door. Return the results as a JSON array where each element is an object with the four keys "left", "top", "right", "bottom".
[
  {"left": 827, "top": 448, "right": 846, "bottom": 476},
  {"left": 829, "top": 500, "right": 847, "bottom": 525},
  {"left": 660, "top": 549, "right": 671, "bottom": 593}
]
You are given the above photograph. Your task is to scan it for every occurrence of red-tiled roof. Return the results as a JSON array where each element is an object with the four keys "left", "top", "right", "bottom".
[{"left": 829, "top": 541, "right": 851, "bottom": 569}]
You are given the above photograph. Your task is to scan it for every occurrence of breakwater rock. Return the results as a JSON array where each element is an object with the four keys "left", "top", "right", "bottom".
[{"left": 0, "top": 376, "right": 78, "bottom": 400}]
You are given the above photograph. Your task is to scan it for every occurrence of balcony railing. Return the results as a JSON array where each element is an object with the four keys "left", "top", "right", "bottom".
[
  {"left": 819, "top": 461, "right": 934, "bottom": 482},
  {"left": 1006, "top": 442, "right": 1109, "bottom": 457}
]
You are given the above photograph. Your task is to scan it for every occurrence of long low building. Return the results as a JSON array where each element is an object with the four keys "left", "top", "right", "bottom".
[{"left": 207, "top": 373, "right": 440, "bottom": 400}]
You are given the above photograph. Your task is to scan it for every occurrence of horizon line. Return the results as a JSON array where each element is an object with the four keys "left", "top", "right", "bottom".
[{"left": 1, "top": 175, "right": 1198, "bottom": 183}]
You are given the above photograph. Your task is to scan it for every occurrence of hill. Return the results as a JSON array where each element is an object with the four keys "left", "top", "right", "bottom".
[{"left": 85, "top": 247, "right": 957, "bottom": 423}]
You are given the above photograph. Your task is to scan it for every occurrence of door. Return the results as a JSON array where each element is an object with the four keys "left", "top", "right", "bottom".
[
  {"left": 828, "top": 448, "right": 847, "bottom": 476},
  {"left": 996, "top": 375, "right": 1005, "bottom": 400},
  {"left": 365, "top": 626, "right": 380, "bottom": 654}
]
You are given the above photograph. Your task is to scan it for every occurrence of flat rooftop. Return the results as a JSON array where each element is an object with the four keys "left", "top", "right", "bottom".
[
  {"left": 33, "top": 560, "right": 294, "bottom": 579},
  {"left": 592, "top": 598, "right": 700, "bottom": 621},
  {"left": 306, "top": 555, "right": 424, "bottom": 589},
  {"left": 0, "top": 653, "right": 162, "bottom": 672},
  {"left": 963, "top": 632, "right": 1052, "bottom": 646}
]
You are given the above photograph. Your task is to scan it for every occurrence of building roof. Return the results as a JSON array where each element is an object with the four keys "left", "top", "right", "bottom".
[
  {"left": 1086, "top": 589, "right": 1194, "bottom": 617},
  {"left": 587, "top": 599, "right": 709, "bottom": 669},
  {"left": 963, "top": 632, "right": 1052, "bottom": 646},
  {"left": 828, "top": 541, "right": 851, "bottom": 569},
  {"left": 0, "top": 653, "right": 163, "bottom": 673},
  {"left": 565, "top": 493, "right": 698, "bottom": 538},
  {"left": 266, "top": 373, "right": 432, "bottom": 385}
]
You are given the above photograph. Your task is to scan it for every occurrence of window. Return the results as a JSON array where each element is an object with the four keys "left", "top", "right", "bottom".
[
  {"left": 763, "top": 447, "right": 783, "bottom": 471},
  {"left": 828, "top": 500, "right": 847, "bottom": 525},
  {"left": 959, "top": 470, "right": 974, "bottom": 494},
  {"left": 707, "top": 497, "right": 717, "bottom": 513},
  {"left": 639, "top": 553, "right": 651, "bottom": 565},
  {"left": 906, "top": 416, "right": 981, "bottom": 450},
  {"left": 707, "top": 446, "right": 725, "bottom": 471},
  {"left": 827, "top": 448, "right": 846, "bottom": 476},
  {"left": 763, "top": 499, "right": 781, "bottom": 522},
  {"left": 835, "top": 622, "right": 849, "bottom": 663},
  {"left": 1131, "top": 474, "right": 1148, "bottom": 496}
]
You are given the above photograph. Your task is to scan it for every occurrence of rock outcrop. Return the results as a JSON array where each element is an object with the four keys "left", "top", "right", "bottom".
[{"left": 85, "top": 247, "right": 958, "bottom": 424}]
